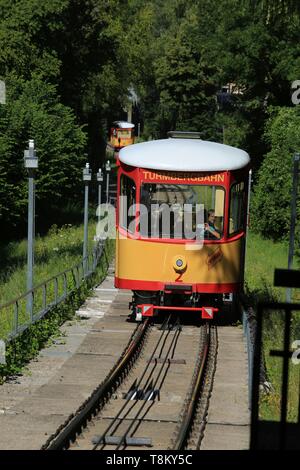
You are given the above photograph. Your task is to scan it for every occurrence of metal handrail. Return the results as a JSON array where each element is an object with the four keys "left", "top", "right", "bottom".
[
  {"left": 251, "top": 300, "right": 300, "bottom": 450},
  {"left": 0, "top": 239, "right": 107, "bottom": 342},
  {"left": 243, "top": 308, "right": 255, "bottom": 408},
  {"left": 242, "top": 304, "right": 271, "bottom": 410}
]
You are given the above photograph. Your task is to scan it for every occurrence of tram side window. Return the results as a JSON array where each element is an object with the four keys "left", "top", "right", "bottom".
[
  {"left": 229, "top": 182, "right": 246, "bottom": 235},
  {"left": 120, "top": 175, "right": 136, "bottom": 233}
]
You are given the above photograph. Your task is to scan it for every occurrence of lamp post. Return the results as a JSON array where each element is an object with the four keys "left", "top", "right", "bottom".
[
  {"left": 83, "top": 162, "right": 92, "bottom": 276},
  {"left": 24, "top": 139, "right": 38, "bottom": 320},
  {"left": 105, "top": 160, "right": 111, "bottom": 206}
]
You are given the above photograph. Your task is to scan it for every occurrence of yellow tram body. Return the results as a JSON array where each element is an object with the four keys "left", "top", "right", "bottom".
[
  {"left": 114, "top": 132, "right": 250, "bottom": 320},
  {"left": 115, "top": 234, "right": 243, "bottom": 293},
  {"left": 109, "top": 121, "right": 135, "bottom": 152}
]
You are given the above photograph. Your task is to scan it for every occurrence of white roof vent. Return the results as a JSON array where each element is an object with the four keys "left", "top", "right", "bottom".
[{"left": 168, "top": 131, "right": 202, "bottom": 139}]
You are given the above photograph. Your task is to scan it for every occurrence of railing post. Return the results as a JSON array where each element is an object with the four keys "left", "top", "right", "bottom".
[
  {"left": 14, "top": 302, "right": 19, "bottom": 336},
  {"left": 63, "top": 273, "right": 67, "bottom": 299},
  {"left": 54, "top": 278, "right": 58, "bottom": 304},
  {"left": 43, "top": 284, "right": 47, "bottom": 310},
  {"left": 76, "top": 265, "right": 80, "bottom": 288},
  {"left": 243, "top": 308, "right": 253, "bottom": 409}
]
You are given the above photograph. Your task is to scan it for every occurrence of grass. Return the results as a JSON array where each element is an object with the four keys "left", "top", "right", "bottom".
[
  {"left": 0, "top": 238, "right": 115, "bottom": 380},
  {"left": 0, "top": 221, "right": 98, "bottom": 305},
  {"left": 245, "top": 230, "right": 300, "bottom": 422},
  {"left": 245, "top": 231, "right": 292, "bottom": 302},
  {"left": 260, "top": 312, "right": 300, "bottom": 422},
  {"left": 0, "top": 219, "right": 103, "bottom": 340}
]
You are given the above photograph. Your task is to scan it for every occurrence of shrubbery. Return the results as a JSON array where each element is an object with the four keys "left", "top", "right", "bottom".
[
  {"left": 0, "top": 77, "right": 86, "bottom": 237},
  {"left": 251, "top": 106, "right": 300, "bottom": 247}
]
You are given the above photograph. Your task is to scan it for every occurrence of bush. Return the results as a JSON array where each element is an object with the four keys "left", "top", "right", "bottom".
[
  {"left": 251, "top": 106, "right": 300, "bottom": 243},
  {"left": 0, "top": 76, "right": 86, "bottom": 239}
]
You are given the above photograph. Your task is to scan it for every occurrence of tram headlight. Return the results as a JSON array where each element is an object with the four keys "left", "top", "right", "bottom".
[{"left": 173, "top": 255, "right": 187, "bottom": 273}]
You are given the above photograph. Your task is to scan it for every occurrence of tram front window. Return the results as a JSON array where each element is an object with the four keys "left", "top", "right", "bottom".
[
  {"left": 117, "top": 130, "right": 131, "bottom": 139},
  {"left": 140, "top": 183, "right": 225, "bottom": 240}
]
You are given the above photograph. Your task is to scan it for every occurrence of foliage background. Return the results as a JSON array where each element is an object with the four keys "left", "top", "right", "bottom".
[{"left": 0, "top": 0, "right": 299, "bottom": 255}]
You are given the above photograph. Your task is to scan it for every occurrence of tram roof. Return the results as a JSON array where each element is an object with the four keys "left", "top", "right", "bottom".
[
  {"left": 119, "top": 138, "right": 250, "bottom": 172},
  {"left": 112, "top": 121, "right": 135, "bottom": 129}
]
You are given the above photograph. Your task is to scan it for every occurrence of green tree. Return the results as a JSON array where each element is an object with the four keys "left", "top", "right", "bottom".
[
  {"left": 154, "top": 37, "right": 217, "bottom": 138},
  {"left": 251, "top": 106, "right": 300, "bottom": 241},
  {"left": 0, "top": 77, "right": 86, "bottom": 237},
  {"left": 126, "top": 1, "right": 219, "bottom": 139},
  {"left": 205, "top": 0, "right": 300, "bottom": 167},
  {"left": 0, "top": 0, "right": 131, "bottom": 167}
]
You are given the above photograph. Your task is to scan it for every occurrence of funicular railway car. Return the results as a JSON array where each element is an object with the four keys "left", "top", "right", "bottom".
[
  {"left": 107, "top": 121, "right": 135, "bottom": 155},
  {"left": 115, "top": 131, "right": 250, "bottom": 321}
]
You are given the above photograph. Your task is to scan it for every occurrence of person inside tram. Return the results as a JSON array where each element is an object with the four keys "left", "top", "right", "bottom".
[{"left": 204, "top": 209, "right": 221, "bottom": 240}]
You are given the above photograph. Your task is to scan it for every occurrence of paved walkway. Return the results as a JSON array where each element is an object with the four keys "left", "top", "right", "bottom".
[
  {"left": 201, "top": 326, "right": 250, "bottom": 450},
  {"left": 0, "top": 267, "right": 135, "bottom": 450}
]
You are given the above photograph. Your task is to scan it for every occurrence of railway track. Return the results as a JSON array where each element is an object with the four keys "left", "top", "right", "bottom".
[{"left": 42, "top": 316, "right": 217, "bottom": 451}]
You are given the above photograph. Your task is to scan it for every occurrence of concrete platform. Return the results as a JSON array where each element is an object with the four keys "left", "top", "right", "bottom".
[
  {"left": 200, "top": 326, "right": 250, "bottom": 450},
  {"left": 0, "top": 265, "right": 136, "bottom": 450}
]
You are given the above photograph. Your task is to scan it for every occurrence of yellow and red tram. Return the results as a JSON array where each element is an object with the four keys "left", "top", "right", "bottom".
[
  {"left": 108, "top": 121, "right": 135, "bottom": 154},
  {"left": 114, "top": 131, "right": 250, "bottom": 321}
]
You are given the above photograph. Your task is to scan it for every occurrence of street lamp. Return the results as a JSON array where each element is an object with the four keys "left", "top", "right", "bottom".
[
  {"left": 105, "top": 160, "right": 111, "bottom": 205},
  {"left": 24, "top": 139, "right": 38, "bottom": 320},
  {"left": 83, "top": 162, "right": 92, "bottom": 276}
]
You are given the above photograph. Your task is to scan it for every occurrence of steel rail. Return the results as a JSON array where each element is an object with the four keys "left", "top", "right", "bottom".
[
  {"left": 114, "top": 320, "right": 182, "bottom": 451},
  {"left": 43, "top": 318, "right": 150, "bottom": 450},
  {"left": 191, "top": 325, "right": 218, "bottom": 449},
  {"left": 94, "top": 317, "right": 181, "bottom": 450},
  {"left": 92, "top": 315, "right": 173, "bottom": 449},
  {"left": 172, "top": 324, "right": 210, "bottom": 450}
]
